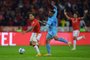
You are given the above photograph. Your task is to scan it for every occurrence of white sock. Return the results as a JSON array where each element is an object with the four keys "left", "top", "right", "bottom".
[
  {"left": 77, "top": 36, "right": 83, "bottom": 41},
  {"left": 34, "top": 45, "right": 40, "bottom": 54},
  {"left": 73, "top": 40, "right": 76, "bottom": 49}
]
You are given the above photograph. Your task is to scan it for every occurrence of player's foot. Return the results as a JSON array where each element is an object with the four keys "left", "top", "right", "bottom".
[
  {"left": 44, "top": 53, "right": 52, "bottom": 56},
  {"left": 36, "top": 53, "right": 42, "bottom": 57},
  {"left": 72, "top": 48, "right": 76, "bottom": 51},
  {"left": 68, "top": 42, "right": 71, "bottom": 47}
]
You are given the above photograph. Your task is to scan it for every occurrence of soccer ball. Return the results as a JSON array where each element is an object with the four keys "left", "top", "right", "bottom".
[{"left": 18, "top": 48, "right": 25, "bottom": 54}]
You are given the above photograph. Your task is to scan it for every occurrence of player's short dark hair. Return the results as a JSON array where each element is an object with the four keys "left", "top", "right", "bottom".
[
  {"left": 29, "top": 12, "right": 35, "bottom": 16},
  {"left": 27, "top": 12, "right": 36, "bottom": 17}
]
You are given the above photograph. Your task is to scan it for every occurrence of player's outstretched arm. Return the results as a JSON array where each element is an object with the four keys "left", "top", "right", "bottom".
[
  {"left": 42, "top": 18, "right": 51, "bottom": 31},
  {"left": 64, "top": 9, "right": 70, "bottom": 19},
  {"left": 42, "top": 25, "right": 49, "bottom": 31},
  {"left": 51, "top": 1, "right": 57, "bottom": 16},
  {"left": 81, "top": 10, "right": 88, "bottom": 19},
  {"left": 26, "top": 26, "right": 34, "bottom": 32},
  {"left": 22, "top": 26, "right": 34, "bottom": 34},
  {"left": 51, "top": 1, "right": 57, "bottom": 9}
]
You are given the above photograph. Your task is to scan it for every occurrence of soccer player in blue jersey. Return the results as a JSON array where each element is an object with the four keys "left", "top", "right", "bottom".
[{"left": 44, "top": 1, "right": 71, "bottom": 56}]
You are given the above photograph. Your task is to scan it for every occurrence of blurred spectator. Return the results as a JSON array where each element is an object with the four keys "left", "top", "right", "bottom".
[
  {"left": 80, "top": 19, "right": 87, "bottom": 32},
  {"left": 66, "top": 20, "right": 70, "bottom": 32},
  {"left": 0, "top": 0, "right": 89, "bottom": 27},
  {"left": 60, "top": 18, "right": 66, "bottom": 31}
]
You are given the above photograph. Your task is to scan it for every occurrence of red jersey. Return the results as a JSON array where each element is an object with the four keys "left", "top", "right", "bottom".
[
  {"left": 31, "top": 19, "right": 40, "bottom": 33},
  {"left": 70, "top": 18, "right": 81, "bottom": 30}
]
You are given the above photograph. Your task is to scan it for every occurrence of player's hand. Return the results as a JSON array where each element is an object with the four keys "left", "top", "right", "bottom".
[
  {"left": 84, "top": 10, "right": 88, "bottom": 14},
  {"left": 64, "top": 9, "right": 67, "bottom": 14}
]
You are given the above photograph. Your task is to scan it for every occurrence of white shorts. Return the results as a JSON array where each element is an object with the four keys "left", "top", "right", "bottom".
[
  {"left": 30, "top": 33, "right": 41, "bottom": 45},
  {"left": 73, "top": 30, "right": 80, "bottom": 37}
]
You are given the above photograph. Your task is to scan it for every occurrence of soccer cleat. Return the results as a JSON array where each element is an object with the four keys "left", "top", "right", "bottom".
[
  {"left": 72, "top": 48, "right": 76, "bottom": 51},
  {"left": 36, "top": 53, "right": 42, "bottom": 57},
  {"left": 68, "top": 42, "right": 71, "bottom": 47},
  {"left": 44, "top": 54, "right": 52, "bottom": 56}
]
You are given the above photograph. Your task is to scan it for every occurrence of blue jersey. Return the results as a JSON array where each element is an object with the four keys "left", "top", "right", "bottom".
[{"left": 46, "top": 6, "right": 58, "bottom": 36}]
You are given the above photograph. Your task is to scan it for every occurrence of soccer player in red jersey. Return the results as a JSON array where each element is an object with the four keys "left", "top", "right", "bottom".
[
  {"left": 64, "top": 9, "right": 88, "bottom": 50},
  {"left": 23, "top": 13, "right": 41, "bottom": 56}
]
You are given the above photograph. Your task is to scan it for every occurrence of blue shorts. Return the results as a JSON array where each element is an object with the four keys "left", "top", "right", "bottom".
[{"left": 46, "top": 33, "right": 56, "bottom": 40}]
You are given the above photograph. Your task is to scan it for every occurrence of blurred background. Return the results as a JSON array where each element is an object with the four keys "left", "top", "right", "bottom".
[{"left": 0, "top": 0, "right": 90, "bottom": 32}]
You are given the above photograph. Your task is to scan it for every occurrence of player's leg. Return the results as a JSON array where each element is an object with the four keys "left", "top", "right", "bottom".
[
  {"left": 45, "top": 34, "right": 53, "bottom": 56},
  {"left": 77, "top": 33, "right": 85, "bottom": 41},
  {"left": 75, "top": 30, "right": 85, "bottom": 40},
  {"left": 35, "top": 33, "right": 42, "bottom": 56},
  {"left": 46, "top": 39, "right": 51, "bottom": 55},
  {"left": 53, "top": 35, "right": 71, "bottom": 46},
  {"left": 72, "top": 30, "right": 79, "bottom": 50},
  {"left": 72, "top": 37, "right": 77, "bottom": 50},
  {"left": 32, "top": 41, "right": 41, "bottom": 55},
  {"left": 77, "top": 36, "right": 85, "bottom": 40},
  {"left": 36, "top": 33, "right": 42, "bottom": 43},
  {"left": 72, "top": 30, "right": 85, "bottom": 50},
  {"left": 30, "top": 33, "right": 41, "bottom": 56},
  {"left": 30, "top": 33, "right": 35, "bottom": 45}
]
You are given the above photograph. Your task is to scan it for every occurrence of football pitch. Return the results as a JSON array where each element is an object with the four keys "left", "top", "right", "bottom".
[{"left": 0, "top": 46, "right": 90, "bottom": 60}]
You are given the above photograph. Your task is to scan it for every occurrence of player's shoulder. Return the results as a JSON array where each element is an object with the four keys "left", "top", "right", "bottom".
[
  {"left": 33, "top": 19, "right": 37, "bottom": 21},
  {"left": 33, "top": 19, "right": 38, "bottom": 22},
  {"left": 31, "top": 19, "right": 36, "bottom": 24},
  {"left": 34, "top": 19, "right": 40, "bottom": 25}
]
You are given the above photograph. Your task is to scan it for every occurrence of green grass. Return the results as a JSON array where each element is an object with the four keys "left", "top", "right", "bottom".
[{"left": 0, "top": 46, "right": 90, "bottom": 60}]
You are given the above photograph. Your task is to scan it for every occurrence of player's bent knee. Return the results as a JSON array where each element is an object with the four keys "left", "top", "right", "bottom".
[
  {"left": 73, "top": 37, "right": 77, "bottom": 40},
  {"left": 46, "top": 39, "right": 50, "bottom": 44},
  {"left": 54, "top": 38, "right": 58, "bottom": 40},
  {"left": 54, "top": 37, "right": 58, "bottom": 41},
  {"left": 53, "top": 36, "right": 58, "bottom": 40},
  {"left": 30, "top": 41, "right": 37, "bottom": 46},
  {"left": 30, "top": 41, "right": 33, "bottom": 46}
]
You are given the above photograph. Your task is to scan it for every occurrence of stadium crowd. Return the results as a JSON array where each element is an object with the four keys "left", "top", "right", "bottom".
[{"left": 0, "top": 0, "right": 90, "bottom": 27}]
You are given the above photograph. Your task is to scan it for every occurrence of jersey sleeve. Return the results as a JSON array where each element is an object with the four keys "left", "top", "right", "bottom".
[
  {"left": 46, "top": 18, "right": 52, "bottom": 26},
  {"left": 42, "top": 18, "right": 51, "bottom": 31},
  {"left": 31, "top": 21, "right": 36, "bottom": 27}
]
